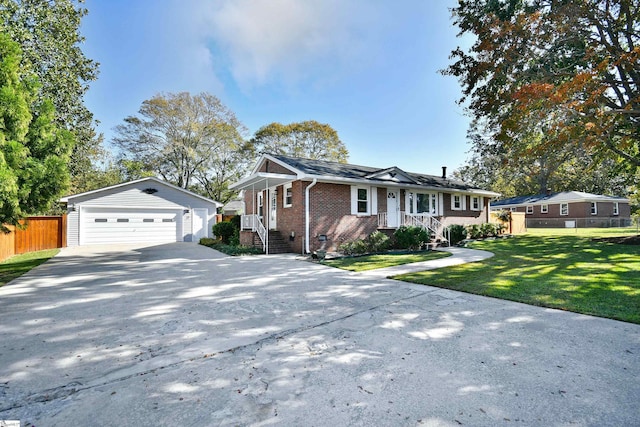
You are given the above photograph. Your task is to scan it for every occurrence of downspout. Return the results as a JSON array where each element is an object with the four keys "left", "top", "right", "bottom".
[{"left": 305, "top": 179, "right": 318, "bottom": 254}]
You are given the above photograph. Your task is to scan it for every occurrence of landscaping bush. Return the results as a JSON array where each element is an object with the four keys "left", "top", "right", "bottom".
[
  {"left": 394, "top": 226, "right": 431, "bottom": 251},
  {"left": 366, "top": 231, "right": 390, "bottom": 253},
  {"left": 199, "top": 237, "right": 262, "bottom": 256},
  {"left": 338, "top": 239, "right": 368, "bottom": 256},
  {"left": 447, "top": 224, "right": 467, "bottom": 245},
  {"left": 464, "top": 223, "right": 506, "bottom": 240},
  {"left": 212, "top": 221, "right": 238, "bottom": 244},
  {"left": 465, "top": 224, "right": 483, "bottom": 240}
]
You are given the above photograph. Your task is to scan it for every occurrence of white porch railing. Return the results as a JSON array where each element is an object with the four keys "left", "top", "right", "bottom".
[
  {"left": 378, "top": 212, "right": 450, "bottom": 246},
  {"left": 241, "top": 214, "right": 266, "bottom": 252}
]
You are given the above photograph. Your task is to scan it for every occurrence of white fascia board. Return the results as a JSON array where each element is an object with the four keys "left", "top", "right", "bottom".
[
  {"left": 298, "top": 174, "right": 500, "bottom": 197},
  {"left": 229, "top": 172, "right": 298, "bottom": 191}
]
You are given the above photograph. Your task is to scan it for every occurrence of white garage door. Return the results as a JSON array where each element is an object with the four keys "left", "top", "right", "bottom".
[{"left": 81, "top": 207, "right": 181, "bottom": 245}]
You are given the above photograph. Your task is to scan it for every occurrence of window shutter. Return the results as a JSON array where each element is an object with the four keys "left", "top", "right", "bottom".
[
  {"left": 350, "top": 186, "right": 357, "bottom": 215},
  {"left": 371, "top": 187, "right": 377, "bottom": 215}
]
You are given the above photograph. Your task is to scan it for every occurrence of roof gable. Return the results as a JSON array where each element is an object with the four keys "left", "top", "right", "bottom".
[
  {"left": 61, "top": 177, "right": 221, "bottom": 206},
  {"left": 365, "top": 167, "right": 419, "bottom": 184}
]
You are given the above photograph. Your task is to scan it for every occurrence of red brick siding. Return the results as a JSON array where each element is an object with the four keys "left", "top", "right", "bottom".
[{"left": 308, "top": 183, "right": 378, "bottom": 252}]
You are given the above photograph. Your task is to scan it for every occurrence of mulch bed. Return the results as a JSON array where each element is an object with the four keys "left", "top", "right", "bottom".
[{"left": 592, "top": 235, "right": 640, "bottom": 245}]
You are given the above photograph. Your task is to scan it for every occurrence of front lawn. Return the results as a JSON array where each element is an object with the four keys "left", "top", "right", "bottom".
[
  {"left": 323, "top": 251, "right": 451, "bottom": 272},
  {"left": 394, "top": 232, "right": 640, "bottom": 324},
  {"left": 0, "top": 249, "right": 59, "bottom": 287}
]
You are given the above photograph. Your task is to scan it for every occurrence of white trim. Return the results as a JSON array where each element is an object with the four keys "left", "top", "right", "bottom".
[
  {"left": 590, "top": 202, "right": 598, "bottom": 215},
  {"left": 451, "top": 193, "right": 464, "bottom": 211},
  {"left": 305, "top": 179, "right": 318, "bottom": 254},
  {"left": 560, "top": 203, "right": 569, "bottom": 216},
  {"left": 613, "top": 202, "right": 619, "bottom": 215},
  {"left": 541, "top": 204, "right": 548, "bottom": 213},
  {"left": 283, "top": 182, "right": 293, "bottom": 208},
  {"left": 351, "top": 186, "right": 372, "bottom": 216},
  {"left": 371, "top": 187, "right": 378, "bottom": 215},
  {"left": 526, "top": 205, "right": 533, "bottom": 214}
]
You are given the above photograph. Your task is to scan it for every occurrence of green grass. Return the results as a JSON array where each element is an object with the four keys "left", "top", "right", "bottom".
[
  {"left": 394, "top": 229, "right": 640, "bottom": 324},
  {"left": 525, "top": 226, "right": 639, "bottom": 238},
  {"left": 0, "top": 249, "right": 59, "bottom": 287},
  {"left": 323, "top": 251, "right": 451, "bottom": 272}
]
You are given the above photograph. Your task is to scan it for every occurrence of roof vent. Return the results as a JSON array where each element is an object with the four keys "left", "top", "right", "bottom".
[{"left": 142, "top": 188, "right": 158, "bottom": 194}]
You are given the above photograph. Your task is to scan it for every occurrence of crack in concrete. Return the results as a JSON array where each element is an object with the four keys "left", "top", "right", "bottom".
[{"left": 1, "top": 288, "right": 435, "bottom": 413}]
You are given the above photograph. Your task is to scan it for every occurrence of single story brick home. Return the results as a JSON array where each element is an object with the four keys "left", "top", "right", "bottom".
[
  {"left": 61, "top": 177, "right": 221, "bottom": 246},
  {"left": 491, "top": 191, "right": 631, "bottom": 228},
  {"left": 229, "top": 154, "right": 500, "bottom": 254}
]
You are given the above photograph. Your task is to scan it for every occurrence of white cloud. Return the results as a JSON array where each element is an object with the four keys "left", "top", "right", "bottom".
[{"left": 192, "top": 0, "right": 382, "bottom": 90}]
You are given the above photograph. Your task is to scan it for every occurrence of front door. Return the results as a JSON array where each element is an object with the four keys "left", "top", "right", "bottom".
[
  {"left": 269, "top": 188, "right": 277, "bottom": 230},
  {"left": 387, "top": 189, "right": 399, "bottom": 227}
]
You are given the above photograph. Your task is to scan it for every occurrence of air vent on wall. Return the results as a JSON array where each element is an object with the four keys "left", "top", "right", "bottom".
[{"left": 142, "top": 188, "right": 158, "bottom": 194}]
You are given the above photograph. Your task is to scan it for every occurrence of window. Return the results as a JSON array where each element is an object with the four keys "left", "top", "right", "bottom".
[
  {"left": 510, "top": 207, "right": 517, "bottom": 212},
  {"left": 590, "top": 202, "right": 597, "bottom": 215},
  {"left": 351, "top": 186, "right": 376, "bottom": 215},
  {"left": 613, "top": 202, "right": 619, "bottom": 215},
  {"left": 357, "top": 188, "right": 368, "bottom": 213},
  {"left": 526, "top": 205, "right": 533, "bottom": 214},
  {"left": 471, "top": 196, "right": 481, "bottom": 211},
  {"left": 451, "top": 194, "right": 463, "bottom": 210},
  {"left": 162, "top": 218, "right": 174, "bottom": 222},
  {"left": 560, "top": 203, "right": 569, "bottom": 216},
  {"left": 541, "top": 204, "right": 548, "bottom": 213},
  {"left": 117, "top": 218, "right": 129, "bottom": 222},
  {"left": 258, "top": 192, "right": 264, "bottom": 217},
  {"left": 94, "top": 218, "right": 107, "bottom": 223},
  {"left": 143, "top": 218, "right": 154, "bottom": 222},
  {"left": 283, "top": 183, "right": 293, "bottom": 208}
]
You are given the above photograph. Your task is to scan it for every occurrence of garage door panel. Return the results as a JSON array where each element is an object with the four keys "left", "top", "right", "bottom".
[{"left": 81, "top": 208, "right": 181, "bottom": 245}]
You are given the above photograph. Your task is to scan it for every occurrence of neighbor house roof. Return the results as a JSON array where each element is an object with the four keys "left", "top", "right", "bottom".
[
  {"left": 492, "top": 191, "right": 629, "bottom": 208},
  {"left": 231, "top": 154, "right": 500, "bottom": 197}
]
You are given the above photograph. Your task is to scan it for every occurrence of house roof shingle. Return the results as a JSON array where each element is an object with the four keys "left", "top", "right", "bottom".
[
  {"left": 492, "top": 191, "right": 628, "bottom": 207},
  {"left": 269, "top": 154, "right": 486, "bottom": 193}
]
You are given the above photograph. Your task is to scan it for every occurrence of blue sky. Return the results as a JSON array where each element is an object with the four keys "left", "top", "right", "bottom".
[{"left": 81, "top": 0, "right": 472, "bottom": 176}]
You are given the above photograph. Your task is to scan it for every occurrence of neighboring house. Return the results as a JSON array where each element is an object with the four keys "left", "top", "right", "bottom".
[
  {"left": 491, "top": 191, "right": 631, "bottom": 228},
  {"left": 229, "top": 154, "right": 500, "bottom": 254},
  {"left": 61, "top": 177, "right": 222, "bottom": 246}
]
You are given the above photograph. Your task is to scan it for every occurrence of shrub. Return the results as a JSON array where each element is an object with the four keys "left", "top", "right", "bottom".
[
  {"left": 199, "top": 237, "right": 218, "bottom": 246},
  {"left": 465, "top": 224, "right": 483, "bottom": 240},
  {"left": 339, "top": 239, "right": 368, "bottom": 255},
  {"left": 366, "top": 231, "right": 390, "bottom": 253},
  {"left": 447, "top": 224, "right": 467, "bottom": 245},
  {"left": 481, "top": 222, "right": 497, "bottom": 237},
  {"left": 212, "top": 221, "right": 238, "bottom": 244},
  {"left": 394, "top": 226, "right": 431, "bottom": 251}
]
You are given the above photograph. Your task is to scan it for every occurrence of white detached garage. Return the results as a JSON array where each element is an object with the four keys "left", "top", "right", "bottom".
[{"left": 61, "top": 177, "right": 222, "bottom": 246}]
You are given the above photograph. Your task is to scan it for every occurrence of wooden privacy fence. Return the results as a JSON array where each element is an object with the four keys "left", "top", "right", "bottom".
[{"left": 0, "top": 216, "right": 67, "bottom": 262}]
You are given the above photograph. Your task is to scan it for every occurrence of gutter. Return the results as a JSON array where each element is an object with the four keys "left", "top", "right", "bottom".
[{"left": 305, "top": 178, "right": 318, "bottom": 254}]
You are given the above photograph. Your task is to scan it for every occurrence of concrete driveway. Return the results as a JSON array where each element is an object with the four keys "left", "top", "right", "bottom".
[{"left": 1, "top": 243, "right": 639, "bottom": 426}]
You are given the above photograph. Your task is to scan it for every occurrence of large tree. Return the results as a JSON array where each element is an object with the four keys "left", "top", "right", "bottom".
[
  {"left": 250, "top": 120, "right": 349, "bottom": 163},
  {"left": 443, "top": 0, "right": 639, "bottom": 182},
  {"left": 112, "top": 92, "right": 250, "bottom": 204},
  {"left": 0, "top": 35, "right": 73, "bottom": 230},
  {"left": 0, "top": 0, "right": 101, "bottom": 192}
]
